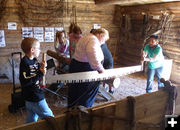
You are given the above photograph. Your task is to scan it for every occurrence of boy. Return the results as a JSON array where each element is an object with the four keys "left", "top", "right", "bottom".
[
  {"left": 141, "top": 35, "right": 164, "bottom": 93},
  {"left": 19, "top": 37, "right": 54, "bottom": 123}
]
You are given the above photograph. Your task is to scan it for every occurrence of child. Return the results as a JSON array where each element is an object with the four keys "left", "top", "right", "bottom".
[
  {"left": 69, "top": 24, "right": 82, "bottom": 59},
  {"left": 54, "top": 30, "right": 69, "bottom": 57},
  {"left": 54, "top": 30, "right": 70, "bottom": 72},
  {"left": 141, "top": 34, "right": 164, "bottom": 93},
  {"left": 19, "top": 37, "right": 54, "bottom": 123},
  {"left": 101, "top": 43, "right": 114, "bottom": 94}
]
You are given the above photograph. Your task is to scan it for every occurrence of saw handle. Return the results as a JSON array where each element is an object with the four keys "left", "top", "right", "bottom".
[{"left": 40, "top": 52, "right": 46, "bottom": 88}]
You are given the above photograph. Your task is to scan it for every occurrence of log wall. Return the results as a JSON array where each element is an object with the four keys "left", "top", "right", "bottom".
[
  {"left": 114, "top": 2, "right": 180, "bottom": 84},
  {"left": 1, "top": 0, "right": 179, "bottom": 84},
  {"left": 0, "top": 0, "right": 120, "bottom": 82},
  {"left": 0, "top": 0, "right": 120, "bottom": 56}
]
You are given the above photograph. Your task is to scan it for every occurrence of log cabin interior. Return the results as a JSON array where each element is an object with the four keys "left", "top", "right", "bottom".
[{"left": 0, "top": 0, "right": 180, "bottom": 129}]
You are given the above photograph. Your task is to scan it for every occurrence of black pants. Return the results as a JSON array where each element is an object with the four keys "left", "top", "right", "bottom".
[{"left": 68, "top": 59, "right": 100, "bottom": 108}]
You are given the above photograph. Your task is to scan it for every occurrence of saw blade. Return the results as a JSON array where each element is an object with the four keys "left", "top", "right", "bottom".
[{"left": 46, "top": 65, "right": 143, "bottom": 84}]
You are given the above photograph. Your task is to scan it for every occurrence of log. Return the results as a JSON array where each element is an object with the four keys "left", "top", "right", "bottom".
[
  {"left": 95, "top": 0, "right": 180, "bottom": 6},
  {"left": 46, "top": 50, "right": 71, "bottom": 65}
]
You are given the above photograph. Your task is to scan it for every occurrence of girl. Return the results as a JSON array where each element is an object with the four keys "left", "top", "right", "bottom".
[
  {"left": 69, "top": 24, "right": 83, "bottom": 59},
  {"left": 54, "top": 30, "right": 69, "bottom": 57}
]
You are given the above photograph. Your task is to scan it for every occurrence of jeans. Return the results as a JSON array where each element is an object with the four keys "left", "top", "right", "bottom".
[
  {"left": 25, "top": 99, "right": 54, "bottom": 123},
  {"left": 146, "top": 66, "right": 164, "bottom": 93}
]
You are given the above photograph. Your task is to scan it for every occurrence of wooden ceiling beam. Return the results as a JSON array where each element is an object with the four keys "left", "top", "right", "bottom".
[{"left": 95, "top": 0, "right": 180, "bottom": 6}]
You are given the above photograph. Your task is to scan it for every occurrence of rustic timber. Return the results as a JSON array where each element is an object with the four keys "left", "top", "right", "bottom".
[
  {"left": 114, "top": 2, "right": 180, "bottom": 84},
  {"left": 0, "top": 0, "right": 119, "bottom": 58},
  {"left": 1, "top": 0, "right": 179, "bottom": 85},
  {"left": 11, "top": 84, "right": 172, "bottom": 130},
  {"left": 46, "top": 50, "right": 71, "bottom": 65},
  {"left": 0, "top": 0, "right": 121, "bottom": 84},
  {"left": 95, "top": 0, "right": 180, "bottom": 6}
]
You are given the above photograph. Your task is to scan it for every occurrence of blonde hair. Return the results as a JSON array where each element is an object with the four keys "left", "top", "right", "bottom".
[
  {"left": 21, "top": 37, "right": 39, "bottom": 54},
  {"left": 92, "top": 28, "right": 109, "bottom": 41}
]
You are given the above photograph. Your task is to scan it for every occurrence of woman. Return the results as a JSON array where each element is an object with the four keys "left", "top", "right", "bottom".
[
  {"left": 90, "top": 29, "right": 114, "bottom": 94},
  {"left": 68, "top": 28, "right": 109, "bottom": 108}
]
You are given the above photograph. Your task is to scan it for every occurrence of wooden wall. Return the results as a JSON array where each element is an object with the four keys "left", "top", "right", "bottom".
[
  {"left": 0, "top": 0, "right": 120, "bottom": 57},
  {"left": 0, "top": 0, "right": 118, "bottom": 56},
  {"left": 0, "top": 0, "right": 120, "bottom": 82},
  {"left": 1, "top": 0, "right": 179, "bottom": 84},
  {"left": 114, "top": 2, "right": 180, "bottom": 84}
]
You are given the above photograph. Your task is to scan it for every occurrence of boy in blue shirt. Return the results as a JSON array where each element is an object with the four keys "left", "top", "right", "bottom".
[
  {"left": 141, "top": 35, "right": 164, "bottom": 93},
  {"left": 19, "top": 37, "right": 54, "bottom": 123}
]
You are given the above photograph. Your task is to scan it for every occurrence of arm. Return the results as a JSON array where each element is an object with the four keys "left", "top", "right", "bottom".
[
  {"left": 142, "top": 45, "right": 161, "bottom": 62},
  {"left": 19, "top": 59, "right": 44, "bottom": 87},
  {"left": 143, "top": 54, "right": 158, "bottom": 62},
  {"left": 64, "top": 39, "right": 69, "bottom": 56},
  {"left": 69, "top": 34, "right": 73, "bottom": 59},
  {"left": 54, "top": 41, "right": 59, "bottom": 53},
  {"left": 141, "top": 50, "right": 148, "bottom": 61},
  {"left": 86, "top": 38, "right": 105, "bottom": 73},
  {"left": 69, "top": 43, "right": 72, "bottom": 59}
]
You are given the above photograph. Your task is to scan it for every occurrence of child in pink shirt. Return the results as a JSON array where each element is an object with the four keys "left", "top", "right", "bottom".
[{"left": 69, "top": 25, "right": 83, "bottom": 59}]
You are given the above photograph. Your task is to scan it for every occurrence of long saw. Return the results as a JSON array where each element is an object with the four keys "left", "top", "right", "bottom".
[{"left": 46, "top": 65, "right": 143, "bottom": 84}]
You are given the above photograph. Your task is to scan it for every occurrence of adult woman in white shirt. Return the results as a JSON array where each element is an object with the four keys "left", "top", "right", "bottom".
[{"left": 68, "top": 28, "right": 109, "bottom": 108}]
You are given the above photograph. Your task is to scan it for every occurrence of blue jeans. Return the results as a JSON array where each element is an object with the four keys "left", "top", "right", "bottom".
[
  {"left": 25, "top": 99, "right": 54, "bottom": 123},
  {"left": 146, "top": 66, "right": 164, "bottom": 93}
]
